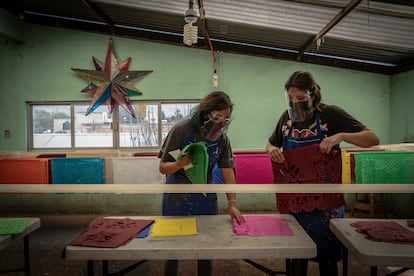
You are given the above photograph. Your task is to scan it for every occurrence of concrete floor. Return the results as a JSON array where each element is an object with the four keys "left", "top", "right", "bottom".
[{"left": 0, "top": 213, "right": 394, "bottom": 276}]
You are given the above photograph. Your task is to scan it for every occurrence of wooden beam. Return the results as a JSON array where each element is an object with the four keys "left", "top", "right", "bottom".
[
  {"left": 82, "top": 0, "right": 115, "bottom": 33},
  {"left": 297, "top": 0, "right": 363, "bottom": 61},
  {"left": 0, "top": 184, "right": 412, "bottom": 194},
  {"left": 288, "top": 0, "right": 414, "bottom": 19}
]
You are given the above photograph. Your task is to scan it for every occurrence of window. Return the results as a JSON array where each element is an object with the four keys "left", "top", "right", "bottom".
[
  {"left": 28, "top": 101, "right": 199, "bottom": 150},
  {"left": 32, "top": 105, "right": 71, "bottom": 148}
]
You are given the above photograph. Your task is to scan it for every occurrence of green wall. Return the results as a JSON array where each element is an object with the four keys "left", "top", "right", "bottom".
[
  {"left": 0, "top": 23, "right": 413, "bottom": 218},
  {"left": 0, "top": 24, "right": 394, "bottom": 151},
  {"left": 390, "top": 70, "right": 414, "bottom": 143},
  {"left": 388, "top": 70, "right": 414, "bottom": 218}
]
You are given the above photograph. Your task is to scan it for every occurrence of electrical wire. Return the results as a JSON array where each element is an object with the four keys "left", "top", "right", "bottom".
[{"left": 197, "top": 0, "right": 216, "bottom": 65}]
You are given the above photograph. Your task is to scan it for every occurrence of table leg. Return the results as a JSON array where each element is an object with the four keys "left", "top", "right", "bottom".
[
  {"left": 370, "top": 266, "right": 377, "bottom": 276},
  {"left": 286, "top": 259, "right": 307, "bottom": 276},
  {"left": 343, "top": 247, "right": 348, "bottom": 276},
  {"left": 102, "top": 260, "right": 109, "bottom": 276},
  {"left": 23, "top": 236, "right": 30, "bottom": 276},
  {"left": 87, "top": 261, "right": 94, "bottom": 276}
]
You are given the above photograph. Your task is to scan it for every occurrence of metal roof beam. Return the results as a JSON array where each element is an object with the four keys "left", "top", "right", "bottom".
[
  {"left": 287, "top": 0, "right": 414, "bottom": 19},
  {"left": 82, "top": 0, "right": 115, "bottom": 33},
  {"left": 371, "top": 0, "right": 414, "bottom": 7},
  {"left": 296, "top": 0, "right": 363, "bottom": 61}
]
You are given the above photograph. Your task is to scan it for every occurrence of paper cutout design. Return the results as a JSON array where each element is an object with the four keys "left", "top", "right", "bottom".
[
  {"left": 354, "top": 151, "right": 414, "bottom": 184},
  {"left": 272, "top": 144, "right": 345, "bottom": 214},
  {"left": 351, "top": 221, "right": 414, "bottom": 244},
  {"left": 232, "top": 215, "right": 293, "bottom": 236},
  {"left": 69, "top": 218, "right": 153, "bottom": 248},
  {"left": 178, "top": 142, "right": 209, "bottom": 184},
  {"left": 71, "top": 38, "right": 153, "bottom": 118},
  {"left": 150, "top": 217, "right": 197, "bottom": 237},
  {"left": 0, "top": 218, "right": 29, "bottom": 235}
]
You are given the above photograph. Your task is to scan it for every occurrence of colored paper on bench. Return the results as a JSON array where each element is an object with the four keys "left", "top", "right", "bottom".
[
  {"left": 351, "top": 221, "right": 414, "bottom": 244},
  {"left": 150, "top": 217, "right": 197, "bottom": 237},
  {"left": 69, "top": 218, "right": 153, "bottom": 248},
  {"left": 136, "top": 224, "right": 152, "bottom": 238},
  {"left": 0, "top": 218, "right": 29, "bottom": 235},
  {"left": 232, "top": 215, "right": 293, "bottom": 236}
]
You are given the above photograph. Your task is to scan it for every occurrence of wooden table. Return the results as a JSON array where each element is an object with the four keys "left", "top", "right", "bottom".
[
  {"left": 0, "top": 217, "right": 41, "bottom": 275},
  {"left": 329, "top": 218, "right": 414, "bottom": 276},
  {"left": 65, "top": 214, "right": 316, "bottom": 276}
]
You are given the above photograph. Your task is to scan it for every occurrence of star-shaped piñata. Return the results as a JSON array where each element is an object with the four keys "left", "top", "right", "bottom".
[{"left": 71, "top": 38, "right": 153, "bottom": 118}]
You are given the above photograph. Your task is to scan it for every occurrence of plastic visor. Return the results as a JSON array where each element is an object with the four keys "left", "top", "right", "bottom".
[
  {"left": 284, "top": 90, "right": 312, "bottom": 122},
  {"left": 200, "top": 114, "right": 233, "bottom": 141}
]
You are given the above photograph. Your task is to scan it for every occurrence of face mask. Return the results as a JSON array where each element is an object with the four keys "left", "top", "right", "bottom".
[
  {"left": 284, "top": 90, "right": 313, "bottom": 122},
  {"left": 289, "top": 101, "right": 312, "bottom": 122},
  {"left": 200, "top": 112, "right": 233, "bottom": 141}
]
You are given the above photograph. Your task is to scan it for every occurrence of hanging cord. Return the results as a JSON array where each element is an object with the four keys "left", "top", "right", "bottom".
[{"left": 197, "top": 0, "right": 217, "bottom": 65}]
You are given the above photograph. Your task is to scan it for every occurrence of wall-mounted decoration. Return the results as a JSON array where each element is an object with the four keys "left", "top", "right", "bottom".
[{"left": 71, "top": 38, "right": 153, "bottom": 118}]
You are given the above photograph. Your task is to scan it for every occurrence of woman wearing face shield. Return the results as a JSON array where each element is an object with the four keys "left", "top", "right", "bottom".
[
  {"left": 266, "top": 71, "right": 379, "bottom": 276},
  {"left": 158, "top": 91, "right": 244, "bottom": 276}
]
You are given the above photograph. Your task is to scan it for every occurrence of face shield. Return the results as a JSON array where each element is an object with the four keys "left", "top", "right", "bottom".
[
  {"left": 284, "top": 90, "right": 313, "bottom": 122},
  {"left": 200, "top": 112, "right": 233, "bottom": 141}
]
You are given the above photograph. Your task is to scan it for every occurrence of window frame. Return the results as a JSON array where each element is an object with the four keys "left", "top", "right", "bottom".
[{"left": 27, "top": 100, "right": 200, "bottom": 151}]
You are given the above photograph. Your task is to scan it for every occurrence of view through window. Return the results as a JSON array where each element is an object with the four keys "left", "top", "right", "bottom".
[{"left": 29, "top": 101, "right": 199, "bottom": 149}]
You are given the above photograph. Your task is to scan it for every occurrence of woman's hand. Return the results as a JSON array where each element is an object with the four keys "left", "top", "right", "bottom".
[
  {"left": 228, "top": 200, "right": 245, "bottom": 223},
  {"left": 159, "top": 154, "right": 192, "bottom": 175},
  {"left": 320, "top": 129, "right": 379, "bottom": 154},
  {"left": 319, "top": 134, "right": 342, "bottom": 154},
  {"left": 177, "top": 154, "right": 192, "bottom": 169},
  {"left": 266, "top": 143, "right": 285, "bottom": 163}
]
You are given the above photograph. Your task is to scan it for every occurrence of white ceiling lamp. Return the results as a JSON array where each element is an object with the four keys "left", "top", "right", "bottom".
[{"left": 183, "top": 0, "right": 198, "bottom": 46}]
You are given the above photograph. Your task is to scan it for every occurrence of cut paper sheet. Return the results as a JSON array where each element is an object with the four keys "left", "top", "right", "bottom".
[
  {"left": 150, "top": 217, "right": 197, "bottom": 237},
  {"left": 232, "top": 215, "right": 293, "bottom": 236},
  {"left": 272, "top": 143, "right": 345, "bottom": 214},
  {"left": 178, "top": 142, "right": 208, "bottom": 185},
  {"left": 351, "top": 221, "right": 414, "bottom": 244},
  {"left": 69, "top": 218, "right": 153, "bottom": 248},
  {"left": 0, "top": 218, "right": 29, "bottom": 235}
]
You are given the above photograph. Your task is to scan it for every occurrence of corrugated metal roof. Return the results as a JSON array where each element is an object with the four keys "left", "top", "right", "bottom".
[{"left": 1, "top": 0, "right": 414, "bottom": 74}]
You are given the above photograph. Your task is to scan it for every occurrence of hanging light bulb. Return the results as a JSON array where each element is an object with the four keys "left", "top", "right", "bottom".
[
  {"left": 212, "top": 69, "right": 219, "bottom": 88},
  {"left": 183, "top": 7, "right": 198, "bottom": 46}
]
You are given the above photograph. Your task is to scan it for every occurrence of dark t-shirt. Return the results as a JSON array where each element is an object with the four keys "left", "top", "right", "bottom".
[
  {"left": 158, "top": 119, "right": 234, "bottom": 168},
  {"left": 268, "top": 104, "right": 367, "bottom": 148}
]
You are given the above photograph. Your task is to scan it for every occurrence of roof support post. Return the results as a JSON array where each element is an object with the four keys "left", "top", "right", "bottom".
[{"left": 297, "top": 0, "right": 363, "bottom": 61}]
